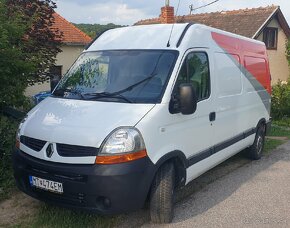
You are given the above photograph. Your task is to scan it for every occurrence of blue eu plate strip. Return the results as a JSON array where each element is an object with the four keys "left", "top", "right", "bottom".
[{"left": 29, "top": 176, "right": 33, "bottom": 185}]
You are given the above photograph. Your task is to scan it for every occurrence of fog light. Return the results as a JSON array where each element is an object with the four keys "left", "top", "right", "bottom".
[
  {"left": 103, "top": 198, "right": 111, "bottom": 208},
  {"left": 96, "top": 196, "right": 111, "bottom": 209}
]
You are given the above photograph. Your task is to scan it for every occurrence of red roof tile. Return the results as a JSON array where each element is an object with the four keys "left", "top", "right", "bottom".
[
  {"left": 50, "top": 12, "right": 92, "bottom": 45},
  {"left": 135, "top": 6, "right": 285, "bottom": 38}
]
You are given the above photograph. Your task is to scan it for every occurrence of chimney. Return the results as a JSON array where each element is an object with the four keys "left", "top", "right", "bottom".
[{"left": 160, "top": 0, "right": 175, "bottom": 24}]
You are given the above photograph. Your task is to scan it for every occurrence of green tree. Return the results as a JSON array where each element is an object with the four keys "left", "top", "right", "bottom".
[
  {"left": 0, "top": 0, "right": 62, "bottom": 108},
  {"left": 75, "top": 23, "right": 125, "bottom": 38}
]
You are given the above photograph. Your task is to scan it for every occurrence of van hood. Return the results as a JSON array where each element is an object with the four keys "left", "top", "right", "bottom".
[{"left": 21, "top": 97, "right": 155, "bottom": 148}]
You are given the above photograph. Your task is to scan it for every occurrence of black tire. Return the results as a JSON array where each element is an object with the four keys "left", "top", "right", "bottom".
[
  {"left": 150, "top": 162, "right": 175, "bottom": 224},
  {"left": 247, "top": 124, "right": 266, "bottom": 160}
]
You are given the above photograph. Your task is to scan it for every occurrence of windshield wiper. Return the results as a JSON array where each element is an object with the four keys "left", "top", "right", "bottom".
[
  {"left": 53, "top": 88, "right": 85, "bottom": 99},
  {"left": 83, "top": 74, "right": 157, "bottom": 103},
  {"left": 84, "top": 92, "right": 133, "bottom": 103},
  {"left": 111, "top": 73, "right": 157, "bottom": 96}
]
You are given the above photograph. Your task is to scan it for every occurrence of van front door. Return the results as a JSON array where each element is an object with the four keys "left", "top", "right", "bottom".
[{"left": 169, "top": 50, "right": 215, "bottom": 183}]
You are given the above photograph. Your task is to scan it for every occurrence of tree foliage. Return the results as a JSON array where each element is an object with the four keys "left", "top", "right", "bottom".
[
  {"left": 271, "top": 78, "right": 290, "bottom": 119},
  {"left": 0, "top": 0, "right": 62, "bottom": 108},
  {"left": 75, "top": 23, "right": 124, "bottom": 38},
  {"left": 0, "top": 115, "right": 19, "bottom": 200}
]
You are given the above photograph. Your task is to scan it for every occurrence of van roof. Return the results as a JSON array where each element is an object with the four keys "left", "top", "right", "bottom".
[
  {"left": 86, "top": 24, "right": 189, "bottom": 51},
  {"left": 85, "top": 23, "right": 265, "bottom": 52}
]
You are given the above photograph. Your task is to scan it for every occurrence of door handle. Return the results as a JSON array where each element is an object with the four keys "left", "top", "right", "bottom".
[{"left": 209, "top": 112, "right": 216, "bottom": 122}]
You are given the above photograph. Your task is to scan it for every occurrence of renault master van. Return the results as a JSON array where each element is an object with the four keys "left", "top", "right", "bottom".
[{"left": 13, "top": 23, "right": 271, "bottom": 223}]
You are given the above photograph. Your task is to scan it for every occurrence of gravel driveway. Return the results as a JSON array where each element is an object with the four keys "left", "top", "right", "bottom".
[{"left": 120, "top": 141, "right": 290, "bottom": 228}]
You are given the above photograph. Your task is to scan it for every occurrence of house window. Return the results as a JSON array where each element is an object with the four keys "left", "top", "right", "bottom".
[
  {"left": 49, "top": 65, "right": 62, "bottom": 79},
  {"left": 263, "top": 27, "right": 278, "bottom": 50}
]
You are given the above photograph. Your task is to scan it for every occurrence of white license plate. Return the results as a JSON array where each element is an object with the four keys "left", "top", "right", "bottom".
[{"left": 29, "top": 176, "right": 63, "bottom": 194}]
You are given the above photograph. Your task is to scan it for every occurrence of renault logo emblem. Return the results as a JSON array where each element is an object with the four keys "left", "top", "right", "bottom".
[{"left": 46, "top": 143, "right": 54, "bottom": 158}]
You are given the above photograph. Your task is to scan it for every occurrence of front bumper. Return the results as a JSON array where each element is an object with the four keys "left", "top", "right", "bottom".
[{"left": 13, "top": 149, "right": 156, "bottom": 214}]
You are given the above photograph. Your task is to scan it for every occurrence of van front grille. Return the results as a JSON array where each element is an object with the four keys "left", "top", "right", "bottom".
[
  {"left": 20, "top": 136, "right": 46, "bottom": 152},
  {"left": 56, "top": 144, "right": 99, "bottom": 157}
]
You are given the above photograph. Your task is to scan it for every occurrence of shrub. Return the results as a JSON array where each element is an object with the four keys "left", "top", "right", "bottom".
[
  {"left": 0, "top": 115, "right": 19, "bottom": 200},
  {"left": 271, "top": 78, "right": 290, "bottom": 119},
  {"left": 0, "top": 0, "right": 62, "bottom": 109}
]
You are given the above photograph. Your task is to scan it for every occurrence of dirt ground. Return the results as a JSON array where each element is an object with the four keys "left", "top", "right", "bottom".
[{"left": 0, "top": 191, "right": 39, "bottom": 227}]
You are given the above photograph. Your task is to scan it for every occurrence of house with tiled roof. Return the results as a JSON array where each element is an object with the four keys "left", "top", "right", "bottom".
[
  {"left": 26, "top": 12, "right": 92, "bottom": 96},
  {"left": 136, "top": 5, "right": 290, "bottom": 84}
]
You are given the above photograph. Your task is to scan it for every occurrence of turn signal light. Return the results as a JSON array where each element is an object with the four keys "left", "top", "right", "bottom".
[
  {"left": 16, "top": 139, "right": 20, "bottom": 149},
  {"left": 95, "top": 150, "right": 147, "bottom": 164}
]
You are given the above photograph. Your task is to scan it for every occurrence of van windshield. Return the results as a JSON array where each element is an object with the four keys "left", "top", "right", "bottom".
[{"left": 53, "top": 50, "right": 178, "bottom": 103}]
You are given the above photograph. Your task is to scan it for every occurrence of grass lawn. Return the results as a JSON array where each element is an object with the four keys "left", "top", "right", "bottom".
[
  {"left": 264, "top": 138, "right": 286, "bottom": 153},
  {"left": 15, "top": 204, "right": 121, "bottom": 228},
  {"left": 273, "top": 117, "right": 290, "bottom": 128},
  {"left": 264, "top": 122, "right": 290, "bottom": 153},
  {"left": 269, "top": 125, "right": 290, "bottom": 138}
]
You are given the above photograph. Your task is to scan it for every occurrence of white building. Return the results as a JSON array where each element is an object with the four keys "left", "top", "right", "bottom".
[{"left": 26, "top": 12, "right": 92, "bottom": 96}]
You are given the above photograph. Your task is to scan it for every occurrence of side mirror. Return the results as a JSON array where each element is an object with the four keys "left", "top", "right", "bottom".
[
  {"left": 179, "top": 83, "right": 197, "bottom": 115},
  {"left": 50, "top": 75, "right": 60, "bottom": 92}
]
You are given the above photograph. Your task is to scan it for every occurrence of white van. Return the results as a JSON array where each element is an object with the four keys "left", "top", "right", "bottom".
[{"left": 13, "top": 23, "right": 271, "bottom": 223}]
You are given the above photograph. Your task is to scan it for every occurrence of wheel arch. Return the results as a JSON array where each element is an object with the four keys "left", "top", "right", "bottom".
[
  {"left": 256, "top": 118, "right": 267, "bottom": 133},
  {"left": 154, "top": 150, "right": 188, "bottom": 188}
]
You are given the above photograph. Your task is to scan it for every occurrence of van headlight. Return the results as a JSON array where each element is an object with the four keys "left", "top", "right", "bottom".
[{"left": 96, "top": 127, "right": 147, "bottom": 164}]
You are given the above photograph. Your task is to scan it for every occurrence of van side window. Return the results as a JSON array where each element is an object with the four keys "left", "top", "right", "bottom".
[{"left": 175, "top": 52, "right": 210, "bottom": 101}]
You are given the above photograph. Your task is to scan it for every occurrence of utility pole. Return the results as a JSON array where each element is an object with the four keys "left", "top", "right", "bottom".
[{"left": 189, "top": 4, "right": 194, "bottom": 15}]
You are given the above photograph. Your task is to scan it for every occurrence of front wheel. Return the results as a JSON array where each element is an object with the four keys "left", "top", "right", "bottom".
[
  {"left": 247, "top": 124, "right": 266, "bottom": 160},
  {"left": 149, "top": 162, "right": 175, "bottom": 223}
]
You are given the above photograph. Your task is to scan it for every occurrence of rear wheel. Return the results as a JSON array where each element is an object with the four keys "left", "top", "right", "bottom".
[
  {"left": 247, "top": 124, "right": 266, "bottom": 160},
  {"left": 150, "top": 162, "right": 175, "bottom": 224}
]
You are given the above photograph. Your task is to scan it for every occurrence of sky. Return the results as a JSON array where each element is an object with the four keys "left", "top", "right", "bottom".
[{"left": 54, "top": 0, "right": 290, "bottom": 25}]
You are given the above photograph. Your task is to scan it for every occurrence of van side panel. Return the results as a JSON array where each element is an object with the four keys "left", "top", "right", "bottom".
[
  {"left": 212, "top": 52, "right": 245, "bottom": 145},
  {"left": 186, "top": 31, "right": 271, "bottom": 184},
  {"left": 215, "top": 53, "right": 243, "bottom": 97},
  {"left": 212, "top": 32, "right": 271, "bottom": 115},
  {"left": 143, "top": 29, "right": 271, "bottom": 185},
  {"left": 211, "top": 32, "right": 271, "bottom": 95}
]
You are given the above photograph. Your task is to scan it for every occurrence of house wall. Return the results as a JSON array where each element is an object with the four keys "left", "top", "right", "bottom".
[
  {"left": 25, "top": 45, "right": 85, "bottom": 97},
  {"left": 55, "top": 45, "right": 85, "bottom": 75},
  {"left": 256, "top": 18, "right": 290, "bottom": 84}
]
